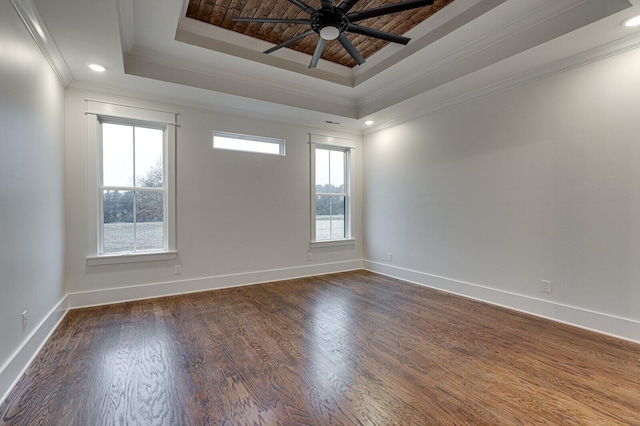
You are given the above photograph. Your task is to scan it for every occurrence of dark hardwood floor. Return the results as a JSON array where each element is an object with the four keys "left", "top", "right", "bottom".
[{"left": 1, "top": 270, "right": 639, "bottom": 424}]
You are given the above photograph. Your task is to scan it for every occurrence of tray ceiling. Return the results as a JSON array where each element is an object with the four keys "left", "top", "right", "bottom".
[{"left": 186, "top": 0, "right": 454, "bottom": 67}]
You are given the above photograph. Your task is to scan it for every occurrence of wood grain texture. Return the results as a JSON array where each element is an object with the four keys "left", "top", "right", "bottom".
[
  {"left": 2, "top": 270, "right": 639, "bottom": 424},
  {"left": 186, "top": 0, "right": 454, "bottom": 67}
]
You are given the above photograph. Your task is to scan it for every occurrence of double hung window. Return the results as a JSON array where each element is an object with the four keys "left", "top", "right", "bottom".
[
  {"left": 86, "top": 100, "right": 177, "bottom": 264},
  {"left": 100, "top": 121, "right": 166, "bottom": 254},
  {"left": 310, "top": 135, "right": 354, "bottom": 244}
]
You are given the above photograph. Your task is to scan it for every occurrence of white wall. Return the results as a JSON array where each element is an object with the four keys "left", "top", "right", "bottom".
[
  {"left": 64, "top": 90, "right": 363, "bottom": 306},
  {"left": 363, "top": 46, "right": 640, "bottom": 342},
  {"left": 0, "top": 0, "right": 66, "bottom": 399}
]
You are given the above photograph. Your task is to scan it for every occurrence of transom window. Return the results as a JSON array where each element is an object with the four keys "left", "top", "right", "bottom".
[{"left": 213, "top": 131, "right": 285, "bottom": 156}]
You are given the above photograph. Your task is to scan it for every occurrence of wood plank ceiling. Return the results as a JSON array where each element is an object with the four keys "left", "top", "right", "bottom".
[{"left": 186, "top": 0, "right": 455, "bottom": 67}]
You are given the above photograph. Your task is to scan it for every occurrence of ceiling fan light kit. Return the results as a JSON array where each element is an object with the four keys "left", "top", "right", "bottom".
[{"left": 233, "top": 0, "right": 435, "bottom": 68}]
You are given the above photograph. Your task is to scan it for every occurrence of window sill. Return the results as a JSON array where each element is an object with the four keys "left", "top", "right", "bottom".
[
  {"left": 87, "top": 250, "right": 177, "bottom": 266},
  {"left": 310, "top": 238, "right": 356, "bottom": 248}
]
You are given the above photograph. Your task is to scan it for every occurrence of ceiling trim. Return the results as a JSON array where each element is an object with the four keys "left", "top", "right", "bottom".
[
  {"left": 359, "top": 0, "right": 623, "bottom": 106},
  {"left": 10, "top": 0, "right": 73, "bottom": 87},
  {"left": 175, "top": 17, "right": 354, "bottom": 86},
  {"left": 354, "top": 0, "right": 509, "bottom": 85},
  {"left": 116, "top": 0, "right": 135, "bottom": 54},
  {"left": 357, "top": 0, "right": 633, "bottom": 116},
  {"left": 67, "top": 82, "right": 363, "bottom": 136},
  {"left": 174, "top": 0, "right": 500, "bottom": 87},
  {"left": 365, "top": 29, "right": 640, "bottom": 135},
  {"left": 121, "top": 0, "right": 633, "bottom": 120},
  {"left": 123, "top": 47, "right": 360, "bottom": 118},
  {"left": 67, "top": 17, "right": 640, "bottom": 137},
  {"left": 124, "top": 46, "right": 354, "bottom": 106}
]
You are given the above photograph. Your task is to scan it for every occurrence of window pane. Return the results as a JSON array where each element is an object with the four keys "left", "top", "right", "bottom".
[
  {"left": 103, "top": 123, "right": 133, "bottom": 187},
  {"left": 136, "top": 191, "right": 164, "bottom": 251},
  {"left": 135, "top": 127, "right": 164, "bottom": 188},
  {"left": 316, "top": 195, "right": 330, "bottom": 241},
  {"left": 315, "top": 195, "right": 345, "bottom": 241},
  {"left": 330, "top": 196, "right": 346, "bottom": 240},
  {"left": 213, "top": 134, "right": 283, "bottom": 155},
  {"left": 329, "top": 150, "right": 345, "bottom": 193},
  {"left": 316, "top": 148, "right": 329, "bottom": 188},
  {"left": 103, "top": 190, "right": 134, "bottom": 253}
]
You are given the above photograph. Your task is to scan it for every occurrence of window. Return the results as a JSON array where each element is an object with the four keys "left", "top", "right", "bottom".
[
  {"left": 100, "top": 121, "right": 166, "bottom": 254},
  {"left": 213, "top": 131, "right": 285, "bottom": 156},
  {"left": 86, "top": 100, "right": 177, "bottom": 264},
  {"left": 310, "top": 134, "right": 354, "bottom": 245}
]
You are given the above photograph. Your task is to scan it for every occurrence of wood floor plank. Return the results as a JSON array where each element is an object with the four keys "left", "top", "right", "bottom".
[{"left": 1, "top": 270, "right": 639, "bottom": 424}]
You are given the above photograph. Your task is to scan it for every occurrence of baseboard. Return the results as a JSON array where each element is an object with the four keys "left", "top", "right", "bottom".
[
  {"left": 5, "top": 259, "right": 636, "bottom": 406},
  {"left": 68, "top": 260, "right": 364, "bottom": 309},
  {"left": 0, "top": 295, "right": 69, "bottom": 404},
  {"left": 363, "top": 261, "right": 640, "bottom": 344}
]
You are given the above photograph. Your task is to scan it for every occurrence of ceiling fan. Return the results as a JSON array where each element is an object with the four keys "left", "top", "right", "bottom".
[{"left": 232, "top": 0, "right": 435, "bottom": 68}]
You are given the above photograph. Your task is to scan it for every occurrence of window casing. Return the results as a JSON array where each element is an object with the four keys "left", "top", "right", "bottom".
[
  {"left": 310, "top": 136, "right": 354, "bottom": 245},
  {"left": 86, "top": 100, "right": 177, "bottom": 265}
]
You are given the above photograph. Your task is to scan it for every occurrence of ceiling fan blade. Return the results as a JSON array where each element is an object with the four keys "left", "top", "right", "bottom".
[
  {"left": 264, "top": 29, "right": 315, "bottom": 54},
  {"left": 309, "top": 38, "right": 327, "bottom": 68},
  {"left": 232, "top": 17, "right": 311, "bottom": 24},
  {"left": 287, "top": 0, "right": 316, "bottom": 15},
  {"left": 337, "top": 0, "right": 361, "bottom": 13},
  {"left": 321, "top": 0, "right": 333, "bottom": 10},
  {"left": 337, "top": 34, "right": 365, "bottom": 65},
  {"left": 347, "top": 0, "right": 434, "bottom": 22},
  {"left": 347, "top": 24, "right": 410, "bottom": 45}
]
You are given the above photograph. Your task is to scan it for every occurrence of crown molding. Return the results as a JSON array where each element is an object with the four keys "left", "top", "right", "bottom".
[
  {"left": 116, "top": 0, "right": 135, "bottom": 54},
  {"left": 124, "top": 47, "right": 359, "bottom": 117},
  {"left": 10, "top": 0, "right": 73, "bottom": 87},
  {"left": 174, "top": 17, "right": 354, "bottom": 86},
  {"left": 358, "top": 0, "right": 628, "bottom": 109},
  {"left": 67, "top": 81, "right": 363, "bottom": 135},
  {"left": 354, "top": 0, "right": 510, "bottom": 85},
  {"left": 365, "top": 30, "right": 640, "bottom": 135}
]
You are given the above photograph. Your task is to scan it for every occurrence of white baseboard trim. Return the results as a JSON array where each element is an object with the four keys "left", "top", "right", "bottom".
[
  {"left": 363, "top": 261, "right": 640, "bottom": 344},
  {"left": 0, "top": 295, "right": 69, "bottom": 404},
  {"left": 68, "top": 260, "right": 364, "bottom": 309}
]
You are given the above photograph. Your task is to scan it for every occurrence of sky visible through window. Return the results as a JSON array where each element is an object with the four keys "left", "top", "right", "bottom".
[
  {"left": 315, "top": 148, "right": 344, "bottom": 190},
  {"left": 102, "top": 123, "right": 163, "bottom": 187}
]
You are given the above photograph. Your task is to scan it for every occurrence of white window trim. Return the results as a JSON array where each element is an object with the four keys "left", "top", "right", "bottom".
[
  {"left": 309, "top": 134, "right": 355, "bottom": 245},
  {"left": 85, "top": 100, "right": 178, "bottom": 265}
]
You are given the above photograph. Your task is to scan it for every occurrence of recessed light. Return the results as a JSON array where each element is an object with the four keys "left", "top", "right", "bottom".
[
  {"left": 88, "top": 63, "right": 107, "bottom": 72},
  {"left": 365, "top": 120, "right": 374, "bottom": 126},
  {"left": 623, "top": 15, "right": 640, "bottom": 27}
]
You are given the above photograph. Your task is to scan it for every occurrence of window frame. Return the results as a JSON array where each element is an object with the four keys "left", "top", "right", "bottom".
[
  {"left": 213, "top": 130, "right": 285, "bottom": 156},
  {"left": 310, "top": 137, "right": 355, "bottom": 247},
  {"left": 85, "top": 100, "right": 177, "bottom": 265}
]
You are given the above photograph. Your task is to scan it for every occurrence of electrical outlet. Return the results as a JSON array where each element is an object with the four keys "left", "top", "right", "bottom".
[
  {"left": 307, "top": 253, "right": 312, "bottom": 261},
  {"left": 22, "top": 311, "right": 27, "bottom": 331},
  {"left": 541, "top": 280, "right": 552, "bottom": 294},
  {"left": 174, "top": 265, "right": 182, "bottom": 275},
  {"left": 388, "top": 252, "right": 393, "bottom": 262}
]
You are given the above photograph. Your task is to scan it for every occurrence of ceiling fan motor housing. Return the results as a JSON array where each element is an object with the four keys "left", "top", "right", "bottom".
[{"left": 311, "top": 9, "right": 349, "bottom": 40}]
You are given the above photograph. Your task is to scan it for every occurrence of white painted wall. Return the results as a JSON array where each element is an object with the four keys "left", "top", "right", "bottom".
[
  {"left": 64, "top": 90, "right": 363, "bottom": 305},
  {"left": 0, "top": 0, "right": 66, "bottom": 398},
  {"left": 363, "top": 46, "right": 640, "bottom": 342}
]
